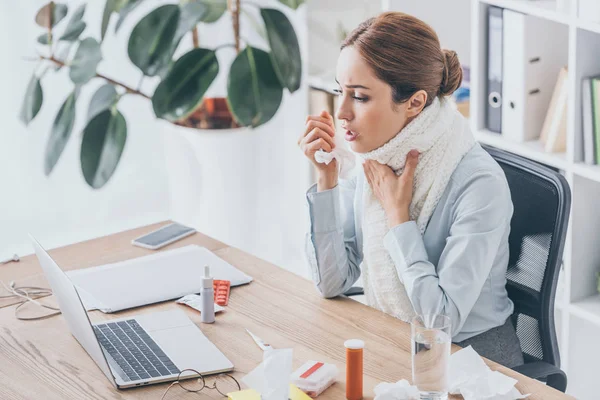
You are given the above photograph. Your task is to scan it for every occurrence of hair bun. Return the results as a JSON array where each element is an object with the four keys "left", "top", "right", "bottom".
[{"left": 439, "top": 49, "right": 463, "bottom": 97}]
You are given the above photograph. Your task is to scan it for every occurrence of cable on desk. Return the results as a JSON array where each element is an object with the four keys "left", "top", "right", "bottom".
[{"left": 0, "top": 280, "right": 60, "bottom": 320}]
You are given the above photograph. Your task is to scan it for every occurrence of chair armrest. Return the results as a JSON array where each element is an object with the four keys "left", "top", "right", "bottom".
[
  {"left": 512, "top": 361, "right": 567, "bottom": 393},
  {"left": 344, "top": 286, "right": 364, "bottom": 297}
]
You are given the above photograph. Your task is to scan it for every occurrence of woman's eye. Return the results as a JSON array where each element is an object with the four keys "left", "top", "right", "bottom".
[{"left": 333, "top": 89, "right": 368, "bottom": 102}]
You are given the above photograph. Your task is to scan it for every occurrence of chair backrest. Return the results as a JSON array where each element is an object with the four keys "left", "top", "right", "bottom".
[{"left": 482, "top": 145, "right": 571, "bottom": 367}]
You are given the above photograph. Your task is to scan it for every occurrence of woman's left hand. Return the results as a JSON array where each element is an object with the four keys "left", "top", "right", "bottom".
[{"left": 363, "top": 150, "right": 419, "bottom": 228}]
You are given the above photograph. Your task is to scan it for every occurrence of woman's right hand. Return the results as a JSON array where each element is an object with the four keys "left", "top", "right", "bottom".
[{"left": 298, "top": 110, "right": 339, "bottom": 191}]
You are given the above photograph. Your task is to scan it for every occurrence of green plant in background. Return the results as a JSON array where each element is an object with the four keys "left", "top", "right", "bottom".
[{"left": 20, "top": 0, "right": 304, "bottom": 189}]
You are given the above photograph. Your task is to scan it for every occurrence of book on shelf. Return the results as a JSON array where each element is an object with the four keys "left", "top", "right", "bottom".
[
  {"left": 539, "top": 66, "right": 568, "bottom": 153},
  {"left": 581, "top": 76, "right": 600, "bottom": 165},
  {"left": 593, "top": 79, "right": 600, "bottom": 164},
  {"left": 582, "top": 77, "right": 596, "bottom": 165}
]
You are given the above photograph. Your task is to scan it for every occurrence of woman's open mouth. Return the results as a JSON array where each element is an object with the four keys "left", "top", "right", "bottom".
[{"left": 345, "top": 130, "right": 360, "bottom": 142}]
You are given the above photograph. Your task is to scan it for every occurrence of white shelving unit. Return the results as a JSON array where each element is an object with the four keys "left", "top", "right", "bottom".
[{"left": 471, "top": 0, "right": 600, "bottom": 397}]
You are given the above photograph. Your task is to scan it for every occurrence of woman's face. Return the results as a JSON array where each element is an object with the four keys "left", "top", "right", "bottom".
[{"left": 335, "top": 46, "right": 417, "bottom": 153}]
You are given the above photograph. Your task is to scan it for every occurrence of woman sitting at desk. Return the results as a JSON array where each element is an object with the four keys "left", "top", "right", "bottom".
[{"left": 298, "top": 12, "right": 523, "bottom": 368}]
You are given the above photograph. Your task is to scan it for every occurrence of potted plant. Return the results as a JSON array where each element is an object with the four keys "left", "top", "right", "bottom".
[{"left": 20, "top": 0, "right": 304, "bottom": 189}]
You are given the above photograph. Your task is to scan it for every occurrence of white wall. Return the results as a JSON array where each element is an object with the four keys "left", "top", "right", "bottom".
[
  {"left": 0, "top": 1, "right": 171, "bottom": 260},
  {"left": 307, "top": 0, "right": 382, "bottom": 78},
  {"left": 385, "top": 0, "right": 471, "bottom": 66}
]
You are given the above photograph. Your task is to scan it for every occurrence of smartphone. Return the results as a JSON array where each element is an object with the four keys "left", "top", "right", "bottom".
[{"left": 131, "top": 223, "right": 196, "bottom": 250}]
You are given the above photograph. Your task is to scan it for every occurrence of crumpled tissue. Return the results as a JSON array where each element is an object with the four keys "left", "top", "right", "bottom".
[
  {"left": 242, "top": 348, "right": 293, "bottom": 400},
  {"left": 374, "top": 379, "right": 420, "bottom": 400},
  {"left": 313, "top": 129, "right": 357, "bottom": 179},
  {"left": 449, "top": 346, "right": 530, "bottom": 400},
  {"left": 373, "top": 346, "right": 530, "bottom": 400}
]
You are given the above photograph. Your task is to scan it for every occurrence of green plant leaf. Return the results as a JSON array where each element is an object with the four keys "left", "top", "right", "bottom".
[
  {"left": 80, "top": 109, "right": 127, "bottom": 189},
  {"left": 69, "top": 38, "right": 102, "bottom": 85},
  {"left": 35, "top": 2, "right": 68, "bottom": 28},
  {"left": 193, "top": 0, "right": 227, "bottom": 23},
  {"left": 175, "top": 2, "right": 208, "bottom": 38},
  {"left": 168, "top": 2, "right": 208, "bottom": 56},
  {"left": 115, "top": 0, "right": 146, "bottom": 32},
  {"left": 37, "top": 33, "right": 51, "bottom": 45},
  {"left": 59, "top": 4, "right": 86, "bottom": 41},
  {"left": 155, "top": 1, "right": 226, "bottom": 73},
  {"left": 276, "top": 0, "right": 305, "bottom": 10},
  {"left": 87, "top": 84, "right": 118, "bottom": 122},
  {"left": 52, "top": 43, "right": 73, "bottom": 71},
  {"left": 44, "top": 91, "right": 77, "bottom": 175},
  {"left": 242, "top": 7, "right": 267, "bottom": 42},
  {"left": 128, "top": 5, "right": 180, "bottom": 77},
  {"left": 261, "top": 8, "right": 301, "bottom": 93},
  {"left": 227, "top": 47, "right": 283, "bottom": 127},
  {"left": 101, "top": 0, "right": 116, "bottom": 40},
  {"left": 71, "top": 3, "right": 86, "bottom": 20},
  {"left": 60, "top": 20, "right": 86, "bottom": 41},
  {"left": 19, "top": 75, "right": 44, "bottom": 125},
  {"left": 152, "top": 48, "right": 219, "bottom": 122}
]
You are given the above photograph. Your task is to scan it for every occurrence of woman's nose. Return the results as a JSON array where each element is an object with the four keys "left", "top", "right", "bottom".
[{"left": 336, "top": 98, "right": 353, "bottom": 123}]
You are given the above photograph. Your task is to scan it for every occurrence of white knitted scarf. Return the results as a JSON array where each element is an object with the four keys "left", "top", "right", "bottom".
[{"left": 359, "top": 97, "right": 475, "bottom": 322}]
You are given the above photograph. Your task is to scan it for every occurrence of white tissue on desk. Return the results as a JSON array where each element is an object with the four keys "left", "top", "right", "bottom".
[
  {"left": 242, "top": 348, "right": 293, "bottom": 400},
  {"left": 449, "top": 346, "right": 530, "bottom": 400},
  {"left": 373, "top": 346, "right": 529, "bottom": 400},
  {"left": 314, "top": 147, "right": 356, "bottom": 179},
  {"left": 374, "top": 380, "right": 419, "bottom": 400},
  {"left": 176, "top": 294, "right": 224, "bottom": 313}
]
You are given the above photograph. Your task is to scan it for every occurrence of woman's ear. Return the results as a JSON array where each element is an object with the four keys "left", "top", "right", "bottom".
[{"left": 406, "top": 90, "right": 428, "bottom": 118}]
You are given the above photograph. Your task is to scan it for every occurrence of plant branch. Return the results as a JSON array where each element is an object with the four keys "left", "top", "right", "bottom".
[
  {"left": 192, "top": 27, "right": 199, "bottom": 48},
  {"left": 235, "top": 0, "right": 241, "bottom": 53},
  {"left": 41, "top": 55, "right": 151, "bottom": 100},
  {"left": 47, "top": 1, "right": 54, "bottom": 54},
  {"left": 228, "top": 0, "right": 241, "bottom": 54}
]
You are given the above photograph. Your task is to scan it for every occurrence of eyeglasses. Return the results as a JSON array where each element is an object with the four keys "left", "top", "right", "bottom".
[{"left": 161, "top": 369, "right": 241, "bottom": 399}]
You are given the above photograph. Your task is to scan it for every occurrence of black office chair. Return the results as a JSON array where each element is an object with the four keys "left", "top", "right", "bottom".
[
  {"left": 483, "top": 144, "right": 570, "bottom": 392},
  {"left": 345, "top": 144, "right": 571, "bottom": 392}
]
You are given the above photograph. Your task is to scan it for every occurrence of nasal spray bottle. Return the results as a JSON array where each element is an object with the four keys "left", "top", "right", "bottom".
[{"left": 200, "top": 265, "right": 215, "bottom": 323}]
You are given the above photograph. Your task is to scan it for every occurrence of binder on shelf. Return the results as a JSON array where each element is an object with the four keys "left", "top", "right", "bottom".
[
  {"left": 501, "top": 9, "right": 568, "bottom": 143},
  {"left": 540, "top": 67, "right": 568, "bottom": 153},
  {"left": 592, "top": 79, "right": 600, "bottom": 164},
  {"left": 486, "top": 6, "right": 503, "bottom": 133},
  {"left": 582, "top": 77, "right": 596, "bottom": 164}
]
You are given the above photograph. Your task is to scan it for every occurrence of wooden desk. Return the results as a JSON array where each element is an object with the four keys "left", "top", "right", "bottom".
[{"left": 0, "top": 222, "right": 573, "bottom": 400}]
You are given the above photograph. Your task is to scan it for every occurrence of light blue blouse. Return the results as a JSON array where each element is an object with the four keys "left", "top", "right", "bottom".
[{"left": 304, "top": 143, "right": 515, "bottom": 342}]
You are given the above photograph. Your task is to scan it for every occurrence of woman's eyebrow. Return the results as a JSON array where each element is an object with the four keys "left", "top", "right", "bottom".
[{"left": 335, "top": 78, "right": 370, "bottom": 90}]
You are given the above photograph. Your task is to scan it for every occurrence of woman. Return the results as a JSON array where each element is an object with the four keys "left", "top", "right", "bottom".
[{"left": 298, "top": 12, "right": 524, "bottom": 368}]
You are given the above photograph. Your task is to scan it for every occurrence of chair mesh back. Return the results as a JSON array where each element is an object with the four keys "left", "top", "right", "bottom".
[{"left": 493, "top": 155, "right": 562, "bottom": 365}]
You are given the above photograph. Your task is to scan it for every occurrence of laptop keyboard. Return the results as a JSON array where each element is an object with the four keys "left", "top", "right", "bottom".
[{"left": 93, "top": 319, "right": 181, "bottom": 382}]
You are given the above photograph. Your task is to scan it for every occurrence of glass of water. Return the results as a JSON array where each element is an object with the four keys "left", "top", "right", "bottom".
[{"left": 411, "top": 314, "right": 451, "bottom": 400}]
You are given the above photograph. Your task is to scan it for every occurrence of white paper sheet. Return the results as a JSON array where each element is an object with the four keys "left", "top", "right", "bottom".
[{"left": 67, "top": 245, "right": 252, "bottom": 312}]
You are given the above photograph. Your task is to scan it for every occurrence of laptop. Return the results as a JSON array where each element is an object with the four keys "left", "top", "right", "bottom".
[{"left": 30, "top": 235, "right": 234, "bottom": 389}]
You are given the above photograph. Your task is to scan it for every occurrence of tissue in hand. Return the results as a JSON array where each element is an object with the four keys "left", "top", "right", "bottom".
[{"left": 313, "top": 128, "right": 356, "bottom": 179}]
